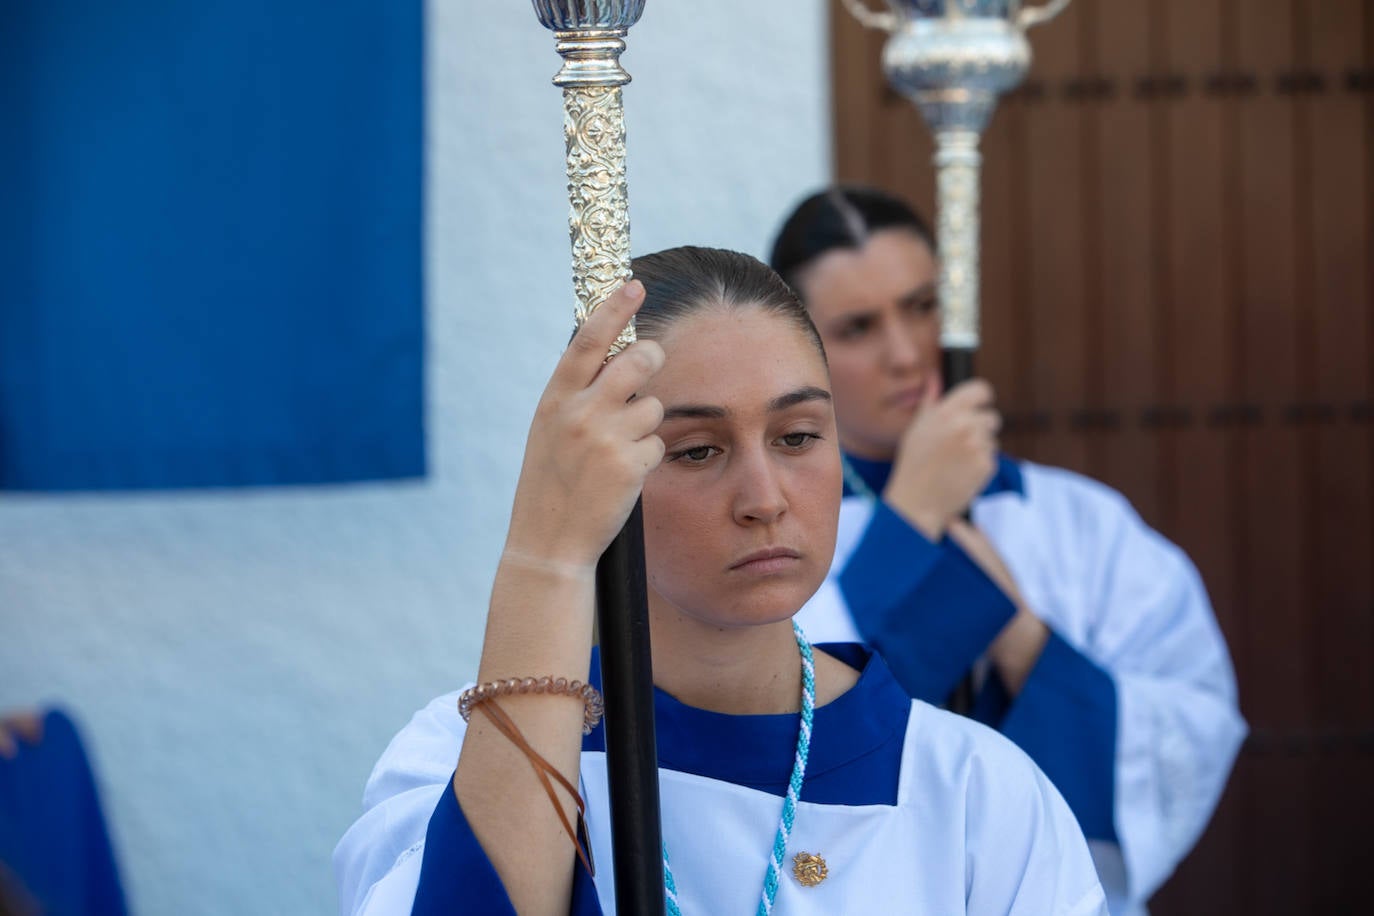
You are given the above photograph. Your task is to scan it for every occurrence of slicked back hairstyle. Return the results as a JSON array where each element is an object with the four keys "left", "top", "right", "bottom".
[
  {"left": 768, "top": 186, "right": 936, "bottom": 296},
  {"left": 629, "top": 246, "right": 827, "bottom": 364}
]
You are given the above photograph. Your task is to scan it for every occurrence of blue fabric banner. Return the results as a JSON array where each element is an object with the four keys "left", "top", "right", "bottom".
[{"left": 0, "top": 1, "right": 424, "bottom": 490}]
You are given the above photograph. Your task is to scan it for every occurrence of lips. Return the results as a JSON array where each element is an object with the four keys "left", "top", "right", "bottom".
[
  {"left": 729, "top": 547, "right": 802, "bottom": 573},
  {"left": 887, "top": 385, "right": 925, "bottom": 409}
]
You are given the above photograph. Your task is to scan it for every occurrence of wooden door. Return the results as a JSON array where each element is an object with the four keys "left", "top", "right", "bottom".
[{"left": 830, "top": 1, "right": 1374, "bottom": 911}]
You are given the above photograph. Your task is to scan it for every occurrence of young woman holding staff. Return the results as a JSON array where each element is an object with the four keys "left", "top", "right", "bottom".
[{"left": 334, "top": 247, "right": 1107, "bottom": 916}]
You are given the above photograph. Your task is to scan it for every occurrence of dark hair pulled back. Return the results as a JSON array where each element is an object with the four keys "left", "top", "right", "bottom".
[
  {"left": 768, "top": 186, "right": 935, "bottom": 295},
  {"left": 629, "top": 246, "right": 826, "bottom": 363}
]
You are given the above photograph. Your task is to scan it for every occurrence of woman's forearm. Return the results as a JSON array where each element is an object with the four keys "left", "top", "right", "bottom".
[{"left": 453, "top": 554, "right": 598, "bottom": 916}]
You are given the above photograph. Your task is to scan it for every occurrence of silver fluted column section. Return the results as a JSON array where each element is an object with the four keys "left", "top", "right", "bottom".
[{"left": 532, "top": 4, "right": 664, "bottom": 914}]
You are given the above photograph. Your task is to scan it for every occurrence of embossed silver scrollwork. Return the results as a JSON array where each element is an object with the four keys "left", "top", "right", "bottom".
[{"left": 563, "top": 85, "right": 634, "bottom": 352}]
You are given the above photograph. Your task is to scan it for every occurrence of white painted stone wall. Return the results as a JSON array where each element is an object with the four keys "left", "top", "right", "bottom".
[{"left": 0, "top": 2, "right": 831, "bottom": 914}]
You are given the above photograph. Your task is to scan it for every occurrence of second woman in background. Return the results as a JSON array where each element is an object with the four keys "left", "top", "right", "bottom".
[{"left": 770, "top": 187, "right": 1247, "bottom": 916}]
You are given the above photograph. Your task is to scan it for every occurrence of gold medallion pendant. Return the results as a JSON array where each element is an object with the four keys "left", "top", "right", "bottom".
[{"left": 792, "top": 852, "right": 828, "bottom": 887}]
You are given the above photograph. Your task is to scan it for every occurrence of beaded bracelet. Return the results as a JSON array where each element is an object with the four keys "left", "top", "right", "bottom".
[{"left": 459, "top": 676, "right": 605, "bottom": 735}]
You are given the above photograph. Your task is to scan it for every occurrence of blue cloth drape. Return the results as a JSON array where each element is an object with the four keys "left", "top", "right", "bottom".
[
  {"left": 0, "top": 0, "right": 424, "bottom": 490},
  {"left": 0, "top": 709, "right": 129, "bottom": 916}
]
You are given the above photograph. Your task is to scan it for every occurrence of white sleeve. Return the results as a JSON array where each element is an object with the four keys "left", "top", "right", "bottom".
[
  {"left": 976, "top": 463, "right": 1247, "bottom": 906},
  {"left": 950, "top": 712, "right": 1109, "bottom": 916},
  {"left": 332, "top": 690, "right": 467, "bottom": 916},
  {"left": 1105, "top": 531, "right": 1246, "bottom": 901}
]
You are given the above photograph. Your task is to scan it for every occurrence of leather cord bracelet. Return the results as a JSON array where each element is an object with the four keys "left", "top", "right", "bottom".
[{"left": 471, "top": 698, "right": 595, "bottom": 876}]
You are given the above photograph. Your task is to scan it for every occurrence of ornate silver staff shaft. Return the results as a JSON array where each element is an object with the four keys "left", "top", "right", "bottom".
[
  {"left": 840, "top": 0, "right": 1070, "bottom": 355},
  {"left": 536, "top": 0, "right": 642, "bottom": 349},
  {"left": 532, "top": 4, "right": 664, "bottom": 914}
]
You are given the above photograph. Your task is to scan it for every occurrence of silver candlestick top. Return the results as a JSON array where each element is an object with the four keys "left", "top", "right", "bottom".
[{"left": 840, "top": 0, "right": 1071, "bottom": 350}]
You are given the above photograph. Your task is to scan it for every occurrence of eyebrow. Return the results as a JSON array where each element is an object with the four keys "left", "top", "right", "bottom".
[
  {"left": 837, "top": 282, "right": 937, "bottom": 321},
  {"left": 901, "top": 281, "right": 938, "bottom": 301},
  {"left": 661, "top": 404, "right": 728, "bottom": 421},
  {"left": 769, "top": 386, "right": 832, "bottom": 412},
  {"left": 661, "top": 386, "right": 832, "bottom": 421}
]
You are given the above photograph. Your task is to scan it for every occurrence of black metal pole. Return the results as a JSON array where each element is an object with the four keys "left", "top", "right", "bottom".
[
  {"left": 941, "top": 346, "right": 975, "bottom": 393},
  {"left": 942, "top": 346, "right": 978, "bottom": 716},
  {"left": 595, "top": 498, "right": 665, "bottom": 915}
]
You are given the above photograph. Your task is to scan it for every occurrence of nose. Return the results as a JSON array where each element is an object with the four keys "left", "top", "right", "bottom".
[
  {"left": 731, "top": 445, "right": 789, "bottom": 526},
  {"left": 882, "top": 315, "right": 924, "bottom": 373}
]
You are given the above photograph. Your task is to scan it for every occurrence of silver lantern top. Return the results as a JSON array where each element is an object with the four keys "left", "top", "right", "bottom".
[{"left": 843, "top": 0, "right": 1070, "bottom": 134}]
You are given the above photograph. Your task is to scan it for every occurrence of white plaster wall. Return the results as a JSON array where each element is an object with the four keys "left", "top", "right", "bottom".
[{"left": 0, "top": 2, "right": 830, "bottom": 914}]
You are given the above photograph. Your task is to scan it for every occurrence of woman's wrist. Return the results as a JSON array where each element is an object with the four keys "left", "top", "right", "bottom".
[
  {"left": 882, "top": 482, "right": 949, "bottom": 541},
  {"left": 498, "top": 547, "right": 598, "bottom": 584},
  {"left": 480, "top": 557, "right": 598, "bottom": 688},
  {"left": 989, "top": 609, "right": 1050, "bottom": 696}
]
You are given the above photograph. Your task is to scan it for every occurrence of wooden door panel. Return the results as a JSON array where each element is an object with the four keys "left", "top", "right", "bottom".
[
  {"left": 1022, "top": 0, "right": 1090, "bottom": 474},
  {"left": 1305, "top": 0, "right": 1374, "bottom": 900},
  {"left": 1095, "top": 0, "right": 1162, "bottom": 528}
]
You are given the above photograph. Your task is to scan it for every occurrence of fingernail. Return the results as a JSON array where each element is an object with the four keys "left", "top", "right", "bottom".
[{"left": 625, "top": 280, "right": 644, "bottom": 301}]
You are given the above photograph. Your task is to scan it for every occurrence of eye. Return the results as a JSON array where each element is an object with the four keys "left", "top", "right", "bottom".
[
  {"left": 901, "top": 293, "right": 938, "bottom": 317},
  {"left": 667, "top": 444, "right": 721, "bottom": 465},
  {"left": 836, "top": 315, "right": 875, "bottom": 340},
  {"left": 777, "top": 432, "right": 822, "bottom": 451}
]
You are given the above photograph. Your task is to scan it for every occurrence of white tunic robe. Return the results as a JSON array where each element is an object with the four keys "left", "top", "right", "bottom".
[{"left": 334, "top": 647, "right": 1108, "bottom": 915}]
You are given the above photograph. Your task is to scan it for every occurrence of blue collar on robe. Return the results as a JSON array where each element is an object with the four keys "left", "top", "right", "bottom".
[
  {"left": 843, "top": 452, "right": 1026, "bottom": 501},
  {"left": 584, "top": 643, "right": 910, "bottom": 806}
]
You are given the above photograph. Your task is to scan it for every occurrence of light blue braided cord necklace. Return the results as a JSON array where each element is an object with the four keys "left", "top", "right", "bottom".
[{"left": 661, "top": 620, "right": 816, "bottom": 916}]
